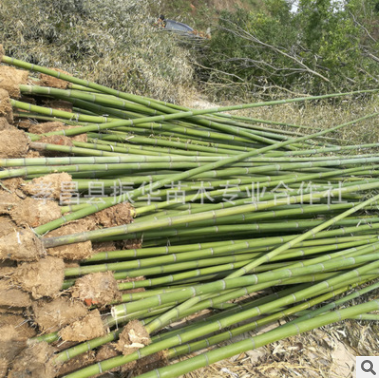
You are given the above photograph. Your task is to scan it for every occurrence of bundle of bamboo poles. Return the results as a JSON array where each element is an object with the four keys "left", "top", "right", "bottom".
[{"left": 0, "top": 45, "right": 378, "bottom": 378}]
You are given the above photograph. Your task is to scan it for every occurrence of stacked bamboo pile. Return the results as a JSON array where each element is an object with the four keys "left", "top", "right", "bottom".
[{"left": 0, "top": 45, "right": 378, "bottom": 378}]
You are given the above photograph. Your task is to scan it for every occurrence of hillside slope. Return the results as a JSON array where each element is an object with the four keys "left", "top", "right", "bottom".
[{"left": 148, "top": 0, "right": 265, "bottom": 30}]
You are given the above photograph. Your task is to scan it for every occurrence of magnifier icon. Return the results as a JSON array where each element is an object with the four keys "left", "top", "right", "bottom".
[{"left": 361, "top": 360, "right": 376, "bottom": 375}]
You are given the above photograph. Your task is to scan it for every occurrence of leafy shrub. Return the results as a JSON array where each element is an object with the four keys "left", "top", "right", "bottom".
[{"left": 197, "top": 0, "right": 378, "bottom": 99}]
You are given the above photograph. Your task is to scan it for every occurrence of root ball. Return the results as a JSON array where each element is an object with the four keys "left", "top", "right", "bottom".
[
  {"left": 33, "top": 297, "right": 88, "bottom": 333},
  {"left": 58, "top": 309, "right": 107, "bottom": 342},
  {"left": 22, "top": 172, "right": 72, "bottom": 200},
  {"left": 71, "top": 272, "right": 121, "bottom": 307},
  {"left": 116, "top": 320, "right": 151, "bottom": 356},
  {"left": 0, "top": 227, "right": 45, "bottom": 261},
  {"left": 12, "top": 256, "right": 65, "bottom": 299},
  {"left": 0, "top": 129, "right": 29, "bottom": 158},
  {"left": 0, "top": 65, "right": 29, "bottom": 98},
  {"left": 9, "top": 197, "right": 61, "bottom": 228},
  {"left": 8, "top": 341, "right": 56, "bottom": 378}
]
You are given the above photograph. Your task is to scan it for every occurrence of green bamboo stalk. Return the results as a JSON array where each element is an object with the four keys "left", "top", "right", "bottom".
[
  {"left": 57, "top": 218, "right": 376, "bottom": 255},
  {"left": 110, "top": 255, "right": 377, "bottom": 320},
  {"left": 145, "top": 272, "right": 376, "bottom": 343},
  {"left": 67, "top": 253, "right": 260, "bottom": 279},
  {"left": 55, "top": 283, "right": 310, "bottom": 357},
  {"left": 11, "top": 91, "right": 373, "bottom": 142},
  {"left": 60, "top": 262, "right": 378, "bottom": 377},
  {"left": 130, "top": 170, "right": 379, "bottom": 218},
  {"left": 119, "top": 287, "right": 188, "bottom": 303},
  {"left": 20, "top": 86, "right": 294, "bottom": 148},
  {"left": 139, "top": 300, "right": 374, "bottom": 378},
  {"left": 73, "top": 141, "right": 171, "bottom": 156},
  {"left": 144, "top": 244, "right": 376, "bottom": 334},
  {"left": 110, "top": 128, "right": 257, "bottom": 151},
  {"left": 77, "top": 218, "right": 378, "bottom": 245},
  {"left": 33, "top": 141, "right": 173, "bottom": 157},
  {"left": 86, "top": 138, "right": 225, "bottom": 157},
  {"left": 2, "top": 152, "right": 377, "bottom": 167},
  {"left": 91, "top": 133, "right": 240, "bottom": 155},
  {"left": 82, "top": 137, "right": 379, "bottom": 158},
  {"left": 165, "top": 283, "right": 378, "bottom": 361},
  {"left": 152, "top": 226, "right": 378, "bottom": 248},
  {"left": 19, "top": 85, "right": 265, "bottom": 146},
  {"left": 41, "top": 181, "right": 379, "bottom": 247},
  {"left": 82, "top": 241, "right": 378, "bottom": 281},
  {"left": 113, "top": 218, "right": 379, "bottom": 242},
  {"left": 65, "top": 237, "right": 377, "bottom": 277},
  {"left": 84, "top": 229, "right": 375, "bottom": 262},
  {"left": 12, "top": 92, "right": 380, "bottom": 204},
  {"left": 4, "top": 54, "right": 375, "bottom": 143},
  {"left": 62, "top": 166, "right": 375, "bottom": 200},
  {"left": 291, "top": 282, "right": 379, "bottom": 322},
  {"left": 54, "top": 276, "right": 372, "bottom": 364},
  {"left": 136, "top": 199, "right": 377, "bottom": 228},
  {"left": 34, "top": 122, "right": 378, "bottom": 234},
  {"left": 11, "top": 99, "right": 115, "bottom": 125},
  {"left": 56, "top": 276, "right": 359, "bottom": 366},
  {"left": 144, "top": 243, "right": 377, "bottom": 332},
  {"left": 84, "top": 139, "right": 194, "bottom": 156},
  {"left": 348, "top": 314, "right": 379, "bottom": 320},
  {"left": 5, "top": 155, "right": 376, "bottom": 180},
  {"left": 152, "top": 275, "right": 374, "bottom": 343},
  {"left": 15, "top": 80, "right": 366, "bottom": 147},
  {"left": 226, "top": 194, "right": 379, "bottom": 278},
  {"left": 97, "top": 129, "right": 251, "bottom": 152},
  {"left": 145, "top": 278, "right": 316, "bottom": 335}
]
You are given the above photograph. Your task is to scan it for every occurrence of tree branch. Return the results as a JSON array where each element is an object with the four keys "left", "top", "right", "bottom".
[{"left": 218, "top": 18, "right": 333, "bottom": 85}]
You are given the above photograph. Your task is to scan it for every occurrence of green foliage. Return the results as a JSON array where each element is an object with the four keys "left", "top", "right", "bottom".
[
  {"left": 0, "top": 0, "right": 194, "bottom": 102},
  {"left": 198, "top": 0, "right": 379, "bottom": 98},
  {"left": 199, "top": 4, "right": 299, "bottom": 98},
  {"left": 296, "top": 0, "right": 379, "bottom": 91}
]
